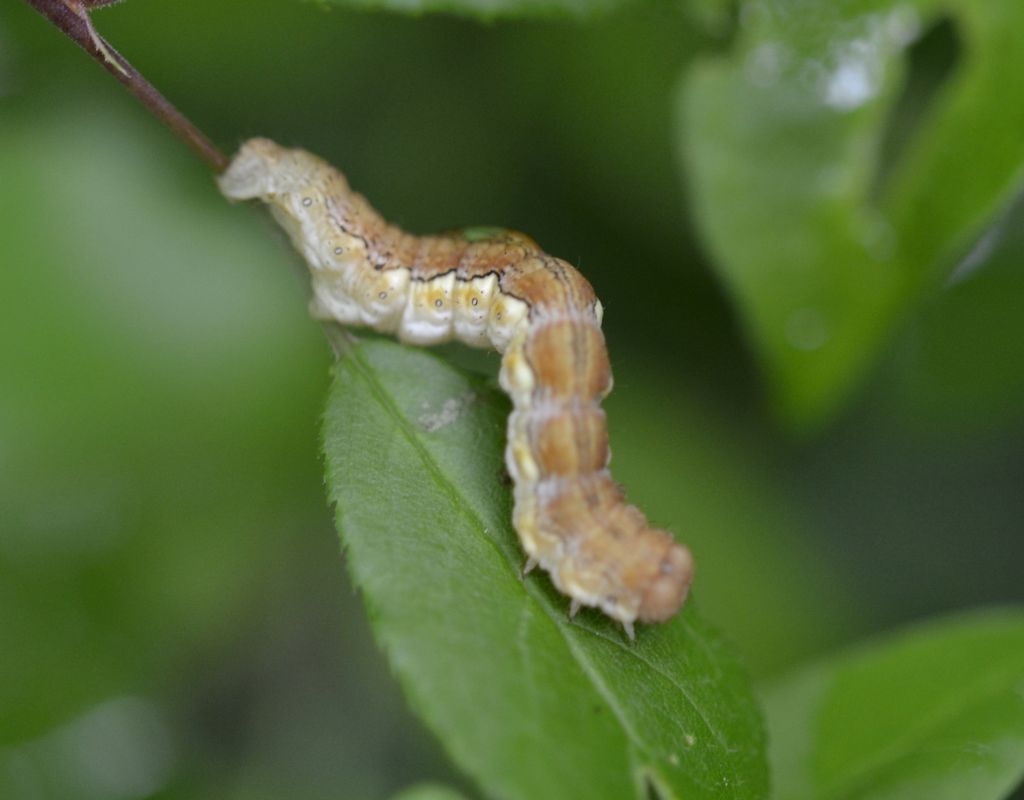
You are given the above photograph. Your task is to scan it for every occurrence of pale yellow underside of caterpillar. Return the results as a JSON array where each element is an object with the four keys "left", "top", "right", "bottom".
[{"left": 219, "top": 138, "right": 694, "bottom": 638}]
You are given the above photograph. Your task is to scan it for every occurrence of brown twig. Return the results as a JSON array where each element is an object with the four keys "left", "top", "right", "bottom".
[{"left": 23, "top": 0, "right": 229, "bottom": 173}]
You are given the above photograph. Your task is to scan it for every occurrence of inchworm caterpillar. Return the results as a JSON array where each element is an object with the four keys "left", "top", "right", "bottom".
[{"left": 219, "top": 139, "right": 694, "bottom": 638}]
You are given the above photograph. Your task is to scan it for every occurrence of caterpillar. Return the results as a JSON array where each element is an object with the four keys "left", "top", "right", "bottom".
[{"left": 219, "top": 139, "right": 694, "bottom": 639}]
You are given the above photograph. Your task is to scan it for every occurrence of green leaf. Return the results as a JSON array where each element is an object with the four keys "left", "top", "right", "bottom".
[
  {"left": 390, "top": 784, "right": 472, "bottom": 800},
  {"left": 763, "top": 609, "right": 1024, "bottom": 800},
  {"left": 322, "top": 337, "right": 767, "bottom": 800},
  {"left": 312, "top": 0, "right": 622, "bottom": 21},
  {"left": 310, "top": 0, "right": 728, "bottom": 22},
  {"left": 882, "top": 199, "right": 1024, "bottom": 432},
  {"left": 0, "top": 100, "right": 325, "bottom": 745},
  {"left": 680, "top": 1, "right": 1024, "bottom": 428}
]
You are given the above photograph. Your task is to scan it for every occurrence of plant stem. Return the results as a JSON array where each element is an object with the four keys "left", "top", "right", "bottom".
[{"left": 23, "top": 0, "right": 229, "bottom": 173}]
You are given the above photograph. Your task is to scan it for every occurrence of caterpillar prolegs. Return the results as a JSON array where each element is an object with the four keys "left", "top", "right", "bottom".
[{"left": 219, "top": 139, "right": 694, "bottom": 637}]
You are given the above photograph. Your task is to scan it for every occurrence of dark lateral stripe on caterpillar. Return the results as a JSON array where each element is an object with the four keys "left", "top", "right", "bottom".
[{"left": 219, "top": 138, "right": 694, "bottom": 638}]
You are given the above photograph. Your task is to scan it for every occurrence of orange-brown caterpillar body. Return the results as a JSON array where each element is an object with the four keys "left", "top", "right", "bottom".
[{"left": 219, "top": 139, "right": 694, "bottom": 637}]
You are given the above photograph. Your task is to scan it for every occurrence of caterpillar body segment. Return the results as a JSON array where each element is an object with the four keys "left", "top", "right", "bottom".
[{"left": 219, "top": 138, "right": 694, "bottom": 632}]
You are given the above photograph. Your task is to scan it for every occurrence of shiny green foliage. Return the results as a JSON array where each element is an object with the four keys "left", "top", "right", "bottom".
[
  {"left": 317, "top": 0, "right": 618, "bottom": 19},
  {"left": 313, "top": 0, "right": 616, "bottom": 20},
  {"left": 765, "top": 610, "right": 1024, "bottom": 800},
  {"left": 391, "top": 785, "right": 471, "bottom": 800},
  {"left": 885, "top": 202, "right": 1024, "bottom": 429},
  {"left": 0, "top": 105, "right": 323, "bottom": 746},
  {"left": 2, "top": 0, "right": 1023, "bottom": 798},
  {"left": 682, "top": 0, "right": 1024, "bottom": 428},
  {"left": 323, "top": 339, "right": 768, "bottom": 800}
]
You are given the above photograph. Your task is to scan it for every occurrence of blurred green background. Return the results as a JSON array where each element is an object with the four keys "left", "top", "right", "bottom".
[{"left": 0, "top": 1, "right": 1021, "bottom": 798}]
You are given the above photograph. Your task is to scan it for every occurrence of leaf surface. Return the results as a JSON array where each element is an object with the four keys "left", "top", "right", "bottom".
[
  {"left": 680, "top": 0, "right": 1024, "bottom": 427},
  {"left": 764, "top": 610, "right": 1024, "bottom": 800},
  {"left": 313, "top": 0, "right": 621, "bottom": 20},
  {"left": 390, "top": 784, "right": 472, "bottom": 800},
  {"left": 322, "top": 337, "right": 768, "bottom": 800}
]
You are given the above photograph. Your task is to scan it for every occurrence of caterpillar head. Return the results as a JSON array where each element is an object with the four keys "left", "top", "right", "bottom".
[
  {"left": 218, "top": 138, "right": 330, "bottom": 202},
  {"left": 218, "top": 138, "right": 282, "bottom": 200}
]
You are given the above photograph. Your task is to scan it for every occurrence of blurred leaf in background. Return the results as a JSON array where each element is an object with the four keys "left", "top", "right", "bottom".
[
  {"left": 0, "top": 98, "right": 322, "bottom": 745},
  {"left": 885, "top": 196, "right": 1024, "bottom": 432},
  {"left": 681, "top": 0, "right": 1024, "bottom": 429},
  {"left": 390, "top": 786, "right": 470, "bottom": 800},
  {"left": 765, "top": 610, "right": 1024, "bottom": 800}
]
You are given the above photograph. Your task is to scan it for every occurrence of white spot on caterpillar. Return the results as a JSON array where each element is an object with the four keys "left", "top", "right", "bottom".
[
  {"left": 487, "top": 295, "right": 528, "bottom": 352},
  {"left": 311, "top": 285, "right": 364, "bottom": 326},
  {"left": 510, "top": 438, "right": 540, "bottom": 483},
  {"left": 453, "top": 273, "right": 498, "bottom": 348},
  {"left": 400, "top": 273, "right": 456, "bottom": 345}
]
